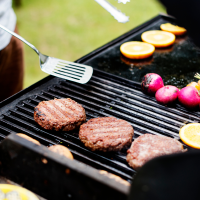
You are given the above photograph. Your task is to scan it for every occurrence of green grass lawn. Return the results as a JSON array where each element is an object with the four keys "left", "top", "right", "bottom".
[{"left": 13, "top": 0, "right": 165, "bottom": 88}]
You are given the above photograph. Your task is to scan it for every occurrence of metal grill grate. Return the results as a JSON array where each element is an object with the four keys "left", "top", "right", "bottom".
[
  {"left": 0, "top": 14, "right": 200, "bottom": 185},
  {"left": 0, "top": 70, "right": 199, "bottom": 183}
]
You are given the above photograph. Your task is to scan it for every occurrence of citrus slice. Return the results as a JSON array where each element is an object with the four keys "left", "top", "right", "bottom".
[
  {"left": 0, "top": 184, "right": 39, "bottom": 200},
  {"left": 120, "top": 41, "right": 155, "bottom": 59},
  {"left": 187, "top": 82, "right": 200, "bottom": 90},
  {"left": 179, "top": 123, "right": 200, "bottom": 149},
  {"left": 160, "top": 23, "right": 187, "bottom": 35},
  {"left": 141, "top": 30, "right": 175, "bottom": 48}
]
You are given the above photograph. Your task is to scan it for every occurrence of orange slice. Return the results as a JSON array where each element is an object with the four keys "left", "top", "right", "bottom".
[
  {"left": 160, "top": 23, "right": 187, "bottom": 35},
  {"left": 120, "top": 41, "right": 155, "bottom": 59},
  {"left": 179, "top": 123, "right": 200, "bottom": 149},
  {"left": 141, "top": 30, "right": 175, "bottom": 48},
  {"left": 187, "top": 82, "right": 200, "bottom": 90}
]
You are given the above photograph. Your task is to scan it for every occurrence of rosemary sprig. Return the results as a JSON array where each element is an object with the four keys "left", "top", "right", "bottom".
[{"left": 194, "top": 73, "right": 200, "bottom": 79}]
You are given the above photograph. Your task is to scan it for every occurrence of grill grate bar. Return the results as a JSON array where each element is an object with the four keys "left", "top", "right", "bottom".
[
  {"left": 34, "top": 95, "right": 49, "bottom": 102},
  {"left": 56, "top": 83, "right": 191, "bottom": 125},
  {"left": 1, "top": 113, "right": 134, "bottom": 176},
  {"left": 0, "top": 118, "right": 55, "bottom": 145},
  {"left": 39, "top": 94, "right": 178, "bottom": 137},
  {"left": 85, "top": 77, "right": 200, "bottom": 120},
  {"left": 16, "top": 105, "right": 34, "bottom": 115},
  {"left": 51, "top": 85, "right": 184, "bottom": 129},
  {"left": 41, "top": 89, "right": 179, "bottom": 138},
  {"left": 1, "top": 72, "right": 197, "bottom": 182},
  {"left": 72, "top": 152, "right": 134, "bottom": 180},
  {"left": 0, "top": 75, "right": 193, "bottom": 183},
  {"left": 32, "top": 91, "right": 176, "bottom": 137},
  {"left": 0, "top": 72, "right": 186, "bottom": 181},
  {"left": 0, "top": 126, "right": 7, "bottom": 139},
  {"left": 8, "top": 107, "right": 131, "bottom": 162},
  {"left": 0, "top": 122, "right": 133, "bottom": 180},
  {"left": 27, "top": 87, "right": 194, "bottom": 134},
  {"left": 10, "top": 93, "right": 189, "bottom": 149},
  {"left": 0, "top": 124, "right": 13, "bottom": 135},
  {"left": 14, "top": 102, "right": 145, "bottom": 141},
  {"left": 10, "top": 109, "right": 36, "bottom": 122},
  {"left": 60, "top": 80, "right": 195, "bottom": 123}
]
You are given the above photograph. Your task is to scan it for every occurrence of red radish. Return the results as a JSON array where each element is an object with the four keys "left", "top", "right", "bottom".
[
  {"left": 155, "top": 85, "right": 179, "bottom": 105},
  {"left": 178, "top": 86, "right": 200, "bottom": 109},
  {"left": 141, "top": 73, "right": 164, "bottom": 95}
]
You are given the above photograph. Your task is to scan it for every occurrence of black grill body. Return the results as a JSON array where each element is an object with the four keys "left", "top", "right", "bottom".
[
  {"left": 0, "top": 14, "right": 199, "bottom": 199},
  {"left": 0, "top": 133, "right": 128, "bottom": 200}
]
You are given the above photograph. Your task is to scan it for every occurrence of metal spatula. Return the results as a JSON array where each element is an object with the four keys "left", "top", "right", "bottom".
[{"left": 0, "top": 24, "right": 93, "bottom": 84}]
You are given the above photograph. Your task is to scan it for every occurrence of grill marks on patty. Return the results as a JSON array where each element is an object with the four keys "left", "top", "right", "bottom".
[
  {"left": 79, "top": 117, "right": 134, "bottom": 152},
  {"left": 81, "top": 119, "right": 132, "bottom": 138},
  {"left": 34, "top": 98, "right": 86, "bottom": 131},
  {"left": 37, "top": 99, "right": 81, "bottom": 121}
]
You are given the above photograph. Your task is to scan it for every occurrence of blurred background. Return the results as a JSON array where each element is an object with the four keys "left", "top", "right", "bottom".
[{"left": 13, "top": 0, "right": 166, "bottom": 88}]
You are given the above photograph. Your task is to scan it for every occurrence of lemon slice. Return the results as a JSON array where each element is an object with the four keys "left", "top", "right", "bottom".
[
  {"left": 160, "top": 23, "right": 187, "bottom": 35},
  {"left": 120, "top": 41, "right": 155, "bottom": 59},
  {"left": 179, "top": 123, "right": 200, "bottom": 149},
  {"left": 0, "top": 184, "right": 39, "bottom": 200},
  {"left": 141, "top": 30, "right": 175, "bottom": 48}
]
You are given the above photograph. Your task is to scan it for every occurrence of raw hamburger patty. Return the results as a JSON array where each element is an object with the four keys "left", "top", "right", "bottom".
[
  {"left": 79, "top": 117, "right": 134, "bottom": 152},
  {"left": 34, "top": 98, "right": 86, "bottom": 131},
  {"left": 127, "top": 134, "right": 185, "bottom": 170}
]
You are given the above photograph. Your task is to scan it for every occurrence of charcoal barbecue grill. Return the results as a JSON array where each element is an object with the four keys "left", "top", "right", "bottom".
[{"left": 0, "top": 14, "right": 200, "bottom": 200}]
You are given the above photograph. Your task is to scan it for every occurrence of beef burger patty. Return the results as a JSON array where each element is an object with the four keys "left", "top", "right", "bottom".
[
  {"left": 127, "top": 134, "right": 185, "bottom": 170},
  {"left": 79, "top": 117, "right": 134, "bottom": 152},
  {"left": 34, "top": 98, "right": 86, "bottom": 131}
]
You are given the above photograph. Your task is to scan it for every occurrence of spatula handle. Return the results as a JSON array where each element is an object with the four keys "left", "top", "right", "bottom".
[{"left": 0, "top": 24, "right": 39, "bottom": 55}]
